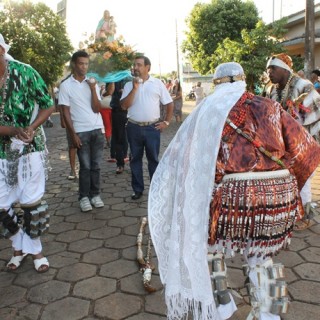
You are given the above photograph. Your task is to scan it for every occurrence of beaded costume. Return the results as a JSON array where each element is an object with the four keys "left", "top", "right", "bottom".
[
  {"left": 149, "top": 62, "right": 320, "bottom": 320},
  {"left": 209, "top": 93, "right": 320, "bottom": 258}
]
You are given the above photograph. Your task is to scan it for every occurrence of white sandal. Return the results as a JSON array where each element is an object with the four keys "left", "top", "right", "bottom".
[
  {"left": 7, "top": 254, "right": 27, "bottom": 271},
  {"left": 33, "top": 257, "right": 49, "bottom": 273}
]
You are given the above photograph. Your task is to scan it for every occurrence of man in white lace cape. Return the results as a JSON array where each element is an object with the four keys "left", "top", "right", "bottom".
[{"left": 148, "top": 62, "right": 244, "bottom": 320}]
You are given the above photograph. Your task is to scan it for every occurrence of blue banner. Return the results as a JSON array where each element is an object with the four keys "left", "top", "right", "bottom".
[{"left": 87, "top": 70, "right": 132, "bottom": 83}]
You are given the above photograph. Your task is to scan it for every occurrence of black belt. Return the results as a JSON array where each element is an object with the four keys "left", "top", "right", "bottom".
[{"left": 127, "top": 119, "right": 159, "bottom": 126}]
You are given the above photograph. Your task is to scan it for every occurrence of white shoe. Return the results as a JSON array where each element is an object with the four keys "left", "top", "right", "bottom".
[
  {"left": 79, "top": 197, "right": 92, "bottom": 212},
  {"left": 91, "top": 195, "right": 104, "bottom": 208}
]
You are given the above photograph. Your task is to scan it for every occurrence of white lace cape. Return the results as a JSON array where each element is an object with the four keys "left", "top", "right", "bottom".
[{"left": 148, "top": 81, "right": 246, "bottom": 320}]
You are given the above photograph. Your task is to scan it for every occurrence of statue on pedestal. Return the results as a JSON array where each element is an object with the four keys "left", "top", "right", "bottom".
[{"left": 95, "top": 10, "right": 117, "bottom": 42}]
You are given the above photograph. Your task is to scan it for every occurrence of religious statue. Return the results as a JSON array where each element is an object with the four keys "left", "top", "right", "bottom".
[{"left": 95, "top": 10, "right": 117, "bottom": 42}]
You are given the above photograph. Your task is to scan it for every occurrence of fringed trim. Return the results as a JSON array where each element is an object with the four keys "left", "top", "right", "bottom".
[
  {"left": 166, "top": 294, "right": 220, "bottom": 320},
  {"left": 208, "top": 171, "right": 302, "bottom": 258}
]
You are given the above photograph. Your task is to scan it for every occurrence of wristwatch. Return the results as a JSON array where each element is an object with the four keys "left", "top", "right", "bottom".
[{"left": 163, "top": 121, "right": 170, "bottom": 126}]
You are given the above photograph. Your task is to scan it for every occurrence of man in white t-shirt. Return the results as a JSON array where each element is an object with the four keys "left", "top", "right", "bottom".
[
  {"left": 59, "top": 51, "right": 105, "bottom": 212},
  {"left": 121, "top": 55, "right": 173, "bottom": 200}
]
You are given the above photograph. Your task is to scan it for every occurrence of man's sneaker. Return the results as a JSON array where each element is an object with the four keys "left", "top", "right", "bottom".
[
  {"left": 79, "top": 197, "right": 92, "bottom": 212},
  {"left": 91, "top": 195, "right": 104, "bottom": 208}
]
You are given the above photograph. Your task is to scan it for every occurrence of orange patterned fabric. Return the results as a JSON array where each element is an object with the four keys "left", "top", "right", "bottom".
[
  {"left": 209, "top": 93, "right": 320, "bottom": 253},
  {"left": 272, "top": 53, "right": 293, "bottom": 69},
  {"left": 215, "top": 94, "right": 320, "bottom": 190}
]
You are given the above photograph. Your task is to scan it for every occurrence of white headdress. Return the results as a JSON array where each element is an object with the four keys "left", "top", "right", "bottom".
[
  {"left": 266, "top": 54, "right": 293, "bottom": 73},
  {"left": 148, "top": 62, "right": 246, "bottom": 320}
]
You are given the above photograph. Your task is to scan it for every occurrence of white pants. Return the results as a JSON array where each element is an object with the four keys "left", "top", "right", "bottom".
[
  {"left": 0, "top": 152, "right": 46, "bottom": 255},
  {"left": 300, "top": 175, "right": 313, "bottom": 205},
  {"left": 217, "top": 294, "right": 237, "bottom": 319}
]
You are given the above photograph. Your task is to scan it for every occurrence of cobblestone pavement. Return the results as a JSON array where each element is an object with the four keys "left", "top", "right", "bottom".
[{"left": 0, "top": 105, "right": 320, "bottom": 320}]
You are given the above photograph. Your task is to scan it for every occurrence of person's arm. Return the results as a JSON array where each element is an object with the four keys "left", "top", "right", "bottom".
[
  {"left": 0, "top": 125, "right": 30, "bottom": 140},
  {"left": 87, "top": 81, "right": 102, "bottom": 113},
  {"left": 21, "top": 106, "right": 55, "bottom": 143},
  {"left": 29, "top": 107, "right": 55, "bottom": 131},
  {"left": 103, "top": 83, "right": 115, "bottom": 97},
  {"left": 61, "top": 105, "right": 82, "bottom": 149},
  {"left": 155, "top": 101, "right": 174, "bottom": 131},
  {"left": 164, "top": 102, "right": 174, "bottom": 124},
  {"left": 57, "top": 105, "right": 66, "bottom": 128},
  {"left": 120, "top": 79, "right": 140, "bottom": 110},
  {"left": 175, "top": 88, "right": 182, "bottom": 100}
]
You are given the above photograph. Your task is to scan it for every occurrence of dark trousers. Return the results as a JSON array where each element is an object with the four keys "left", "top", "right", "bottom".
[
  {"left": 126, "top": 122, "right": 160, "bottom": 193},
  {"left": 77, "top": 129, "right": 105, "bottom": 200},
  {"left": 111, "top": 110, "right": 128, "bottom": 167}
]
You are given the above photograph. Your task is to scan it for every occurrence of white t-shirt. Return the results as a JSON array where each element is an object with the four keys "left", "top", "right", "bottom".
[
  {"left": 59, "top": 75, "right": 104, "bottom": 133},
  {"left": 121, "top": 76, "right": 172, "bottom": 122}
]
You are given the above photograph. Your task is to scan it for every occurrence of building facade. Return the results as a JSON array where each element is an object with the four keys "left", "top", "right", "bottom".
[{"left": 282, "top": 3, "right": 320, "bottom": 69}]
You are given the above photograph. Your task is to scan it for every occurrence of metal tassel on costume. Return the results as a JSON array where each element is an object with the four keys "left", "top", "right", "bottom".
[
  {"left": 243, "top": 259, "right": 290, "bottom": 319},
  {"left": 5, "top": 146, "right": 20, "bottom": 188},
  {"left": 209, "top": 170, "right": 301, "bottom": 258}
]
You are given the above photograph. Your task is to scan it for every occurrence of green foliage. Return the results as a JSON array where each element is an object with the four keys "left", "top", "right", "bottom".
[
  {"left": 0, "top": 0, "right": 73, "bottom": 87},
  {"left": 182, "top": 0, "right": 259, "bottom": 75},
  {"left": 211, "top": 19, "right": 298, "bottom": 90},
  {"left": 182, "top": 0, "right": 304, "bottom": 91}
]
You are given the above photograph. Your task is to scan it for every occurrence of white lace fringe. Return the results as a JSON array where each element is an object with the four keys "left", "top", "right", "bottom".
[{"left": 166, "top": 294, "right": 221, "bottom": 320}]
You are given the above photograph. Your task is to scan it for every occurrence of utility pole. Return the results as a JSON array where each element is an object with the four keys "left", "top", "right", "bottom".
[
  {"left": 305, "top": 0, "right": 315, "bottom": 79},
  {"left": 272, "top": 0, "right": 275, "bottom": 22},
  {"left": 175, "top": 19, "right": 180, "bottom": 79}
]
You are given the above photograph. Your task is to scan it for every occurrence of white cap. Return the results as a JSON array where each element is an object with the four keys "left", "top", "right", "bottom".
[{"left": 266, "top": 57, "right": 292, "bottom": 73}]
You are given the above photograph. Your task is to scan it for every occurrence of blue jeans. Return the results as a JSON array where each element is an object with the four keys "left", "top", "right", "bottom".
[
  {"left": 126, "top": 122, "right": 160, "bottom": 193},
  {"left": 77, "top": 129, "right": 105, "bottom": 200}
]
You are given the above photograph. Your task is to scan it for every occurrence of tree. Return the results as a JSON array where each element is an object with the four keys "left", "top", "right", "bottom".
[
  {"left": 0, "top": 1, "right": 73, "bottom": 87},
  {"left": 182, "top": 0, "right": 259, "bottom": 75},
  {"left": 212, "top": 19, "right": 285, "bottom": 90},
  {"left": 211, "top": 19, "right": 304, "bottom": 90}
]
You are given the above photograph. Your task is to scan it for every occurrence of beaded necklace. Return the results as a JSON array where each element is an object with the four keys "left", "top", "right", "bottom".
[
  {"left": 222, "top": 91, "right": 253, "bottom": 138},
  {"left": 275, "top": 73, "right": 294, "bottom": 106},
  {"left": 226, "top": 118, "right": 286, "bottom": 168},
  {"left": 0, "top": 62, "right": 9, "bottom": 119}
]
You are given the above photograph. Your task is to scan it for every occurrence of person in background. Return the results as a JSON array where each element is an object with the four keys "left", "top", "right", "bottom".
[
  {"left": 165, "top": 79, "right": 173, "bottom": 93},
  {"left": 149, "top": 62, "right": 320, "bottom": 320},
  {"left": 110, "top": 79, "right": 129, "bottom": 174},
  {"left": 171, "top": 79, "right": 183, "bottom": 123},
  {"left": 100, "top": 83, "right": 114, "bottom": 149},
  {"left": 0, "top": 34, "right": 54, "bottom": 273},
  {"left": 120, "top": 55, "right": 173, "bottom": 200},
  {"left": 310, "top": 69, "right": 320, "bottom": 93},
  {"left": 297, "top": 69, "right": 305, "bottom": 79},
  {"left": 194, "top": 81, "right": 204, "bottom": 105},
  {"left": 53, "top": 85, "right": 59, "bottom": 108},
  {"left": 59, "top": 51, "right": 105, "bottom": 212},
  {"left": 265, "top": 53, "right": 320, "bottom": 230}
]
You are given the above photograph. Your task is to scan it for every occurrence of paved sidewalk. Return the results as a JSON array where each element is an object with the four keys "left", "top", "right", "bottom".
[{"left": 0, "top": 105, "right": 320, "bottom": 320}]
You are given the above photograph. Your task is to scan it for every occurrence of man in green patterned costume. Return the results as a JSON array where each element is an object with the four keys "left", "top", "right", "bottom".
[{"left": 0, "top": 34, "right": 54, "bottom": 272}]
